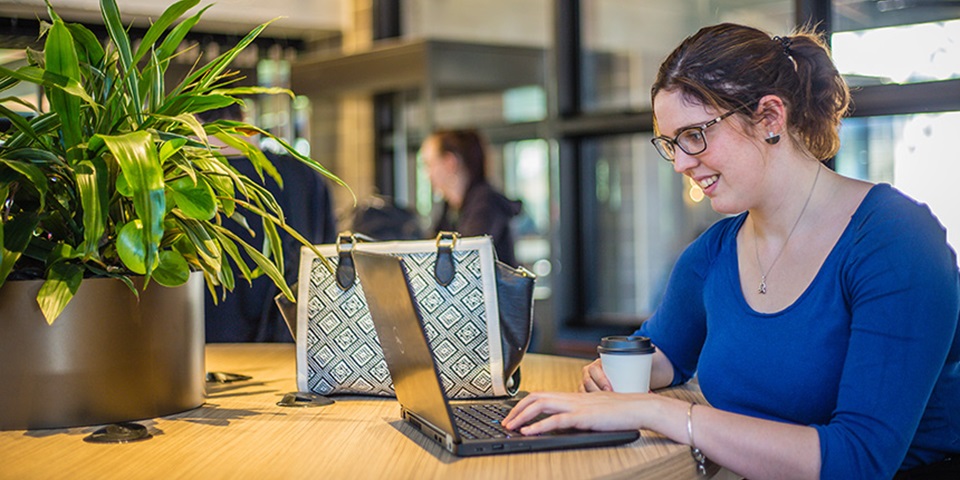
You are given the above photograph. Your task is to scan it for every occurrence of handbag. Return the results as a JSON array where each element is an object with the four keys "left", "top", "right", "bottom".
[{"left": 286, "top": 232, "right": 535, "bottom": 398}]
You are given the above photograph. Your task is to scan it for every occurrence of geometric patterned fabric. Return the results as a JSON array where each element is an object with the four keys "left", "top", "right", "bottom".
[{"left": 304, "top": 250, "right": 495, "bottom": 398}]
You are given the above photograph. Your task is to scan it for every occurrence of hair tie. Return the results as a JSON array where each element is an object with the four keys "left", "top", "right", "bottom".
[
  {"left": 773, "top": 35, "right": 794, "bottom": 57},
  {"left": 773, "top": 35, "right": 797, "bottom": 71}
]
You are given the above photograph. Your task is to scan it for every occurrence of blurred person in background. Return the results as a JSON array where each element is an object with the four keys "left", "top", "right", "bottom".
[{"left": 421, "top": 129, "right": 521, "bottom": 266}]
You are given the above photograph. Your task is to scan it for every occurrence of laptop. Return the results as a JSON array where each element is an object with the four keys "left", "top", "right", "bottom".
[{"left": 353, "top": 250, "right": 640, "bottom": 457}]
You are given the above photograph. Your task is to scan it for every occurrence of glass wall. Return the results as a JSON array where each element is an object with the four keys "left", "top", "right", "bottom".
[
  {"left": 580, "top": 0, "right": 794, "bottom": 113},
  {"left": 580, "top": 134, "right": 720, "bottom": 322},
  {"left": 571, "top": 0, "right": 794, "bottom": 325},
  {"left": 833, "top": 15, "right": 960, "bottom": 87}
]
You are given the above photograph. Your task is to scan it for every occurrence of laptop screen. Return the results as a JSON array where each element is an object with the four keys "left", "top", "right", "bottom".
[{"left": 353, "top": 251, "right": 459, "bottom": 436}]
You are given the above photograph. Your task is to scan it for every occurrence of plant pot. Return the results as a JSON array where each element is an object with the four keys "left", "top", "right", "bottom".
[{"left": 0, "top": 273, "right": 205, "bottom": 430}]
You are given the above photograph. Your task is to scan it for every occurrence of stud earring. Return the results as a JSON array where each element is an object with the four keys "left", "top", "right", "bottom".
[{"left": 764, "top": 132, "right": 780, "bottom": 145}]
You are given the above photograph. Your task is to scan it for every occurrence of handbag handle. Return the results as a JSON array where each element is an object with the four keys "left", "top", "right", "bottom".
[
  {"left": 434, "top": 231, "right": 459, "bottom": 286},
  {"left": 335, "top": 233, "right": 357, "bottom": 290},
  {"left": 334, "top": 231, "right": 461, "bottom": 290}
]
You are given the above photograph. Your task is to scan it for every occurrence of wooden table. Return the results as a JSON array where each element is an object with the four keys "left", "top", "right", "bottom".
[{"left": 0, "top": 344, "right": 709, "bottom": 479}]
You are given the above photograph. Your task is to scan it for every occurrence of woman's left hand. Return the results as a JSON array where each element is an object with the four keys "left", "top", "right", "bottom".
[{"left": 501, "top": 391, "right": 647, "bottom": 435}]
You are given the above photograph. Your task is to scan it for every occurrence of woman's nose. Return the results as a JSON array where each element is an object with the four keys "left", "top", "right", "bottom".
[{"left": 672, "top": 150, "right": 699, "bottom": 173}]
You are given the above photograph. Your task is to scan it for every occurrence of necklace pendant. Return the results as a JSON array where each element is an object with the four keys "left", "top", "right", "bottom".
[{"left": 758, "top": 281, "right": 767, "bottom": 295}]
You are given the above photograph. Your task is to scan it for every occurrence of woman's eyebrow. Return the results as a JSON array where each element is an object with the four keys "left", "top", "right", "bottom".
[{"left": 668, "top": 117, "right": 713, "bottom": 136}]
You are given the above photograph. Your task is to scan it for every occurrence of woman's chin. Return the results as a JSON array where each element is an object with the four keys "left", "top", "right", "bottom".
[{"left": 707, "top": 197, "right": 743, "bottom": 216}]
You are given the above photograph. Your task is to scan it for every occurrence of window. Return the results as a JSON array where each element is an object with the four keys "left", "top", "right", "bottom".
[
  {"left": 836, "top": 112, "right": 960, "bottom": 264},
  {"left": 580, "top": 134, "right": 720, "bottom": 322},
  {"left": 580, "top": 0, "right": 794, "bottom": 113}
]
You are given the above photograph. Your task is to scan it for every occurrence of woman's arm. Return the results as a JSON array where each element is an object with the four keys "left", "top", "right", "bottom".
[{"left": 503, "top": 392, "right": 821, "bottom": 480}]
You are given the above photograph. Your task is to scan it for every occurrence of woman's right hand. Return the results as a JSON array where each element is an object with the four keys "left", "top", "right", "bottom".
[{"left": 580, "top": 358, "right": 613, "bottom": 392}]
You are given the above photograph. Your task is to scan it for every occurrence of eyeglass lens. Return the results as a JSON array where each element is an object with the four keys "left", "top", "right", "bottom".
[{"left": 652, "top": 128, "right": 708, "bottom": 162}]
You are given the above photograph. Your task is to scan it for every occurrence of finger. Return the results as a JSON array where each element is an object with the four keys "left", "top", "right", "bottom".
[
  {"left": 583, "top": 361, "right": 613, "bottom": 392},
  {"left": 503, "top": 394, "right": 571, "bottom": 431},
  {"left": 503, "top": 401, "right": 548, "bottom": 431},
  {"left": 519, "top": 412, "right": 577, "bottom": 436},
  {"left": 502, "top": 393, "right": 545, "bottom": 426}
]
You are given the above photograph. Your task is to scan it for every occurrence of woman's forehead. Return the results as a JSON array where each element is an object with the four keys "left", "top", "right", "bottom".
[{"left": 653, "top": 91, "right": 718, "bottom": 133}]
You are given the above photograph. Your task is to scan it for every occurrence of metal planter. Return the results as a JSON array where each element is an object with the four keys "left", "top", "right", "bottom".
[{"left": 0, "top": 273, "right": 205, "bottom": 430}]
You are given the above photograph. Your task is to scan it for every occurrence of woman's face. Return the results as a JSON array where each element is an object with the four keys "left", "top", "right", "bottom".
[
  {"left": 653, "top": 90, "right": 765, "bottom": 215},
  {"left": 420, "top": 137, "right": 457, "bottom": 199}
]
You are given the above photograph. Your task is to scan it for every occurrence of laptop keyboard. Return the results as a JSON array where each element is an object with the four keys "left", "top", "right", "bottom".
[{"left": 452, "top": 403, "right": 518, "bottom": 440}]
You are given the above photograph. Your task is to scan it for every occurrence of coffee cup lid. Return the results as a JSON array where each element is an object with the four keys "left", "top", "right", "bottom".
[{"left": 597, "top": 335, "right": 656, "bottom": 355}]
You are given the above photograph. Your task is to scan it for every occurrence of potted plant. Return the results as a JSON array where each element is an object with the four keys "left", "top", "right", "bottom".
[{"left": 0, "top": 0, "right": 343, "bottom": 430}]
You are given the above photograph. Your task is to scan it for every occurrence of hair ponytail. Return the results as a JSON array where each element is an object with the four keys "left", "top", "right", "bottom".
[{"left": 785, "top": 31, "right": 850, "bottom": 159}]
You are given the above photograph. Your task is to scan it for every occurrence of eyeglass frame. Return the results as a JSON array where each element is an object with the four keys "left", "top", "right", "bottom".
[{"left": 650, "top": 103, "right": 752, "bottom": 162}]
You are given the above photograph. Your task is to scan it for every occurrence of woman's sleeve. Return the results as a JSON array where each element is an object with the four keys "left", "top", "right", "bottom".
[
  {"left": 816, "top": 198, "right": 960, "bottom": 478},
  {"left": 636, "top": 223, "right": 720, "bottom": 386}
]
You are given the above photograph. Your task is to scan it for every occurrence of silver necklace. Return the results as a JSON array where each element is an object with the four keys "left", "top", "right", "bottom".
[{"left": 753, "top": 164, "right": 821, "bottom": 295}]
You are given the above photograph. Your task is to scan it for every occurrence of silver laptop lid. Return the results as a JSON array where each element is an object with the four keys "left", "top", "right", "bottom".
[{"left": 353, "top": 250, "right": 459, "bottom": 438}]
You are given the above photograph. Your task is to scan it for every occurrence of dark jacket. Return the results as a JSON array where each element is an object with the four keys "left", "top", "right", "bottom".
[
  {"left": 433, "top": 181, "right": 522, "bottom": 266},
  {"left": 205, "top": 152, "right": 337, "bottom": 342}
]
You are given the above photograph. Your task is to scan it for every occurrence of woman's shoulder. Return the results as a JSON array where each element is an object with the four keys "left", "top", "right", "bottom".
[
  {"left": 849, "top": 183, "right": 957, "bottom": 268},
  {"left": 854, "top": 183, "right": 947, "bottom": 235}
]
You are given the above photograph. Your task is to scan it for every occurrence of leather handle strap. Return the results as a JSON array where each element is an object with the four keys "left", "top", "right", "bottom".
[
  {"left": 335, "top": 232, "right": 357, "bottom": 290},
  {"left": 434, "top": 232, "right": 459, "bottom": 286}
]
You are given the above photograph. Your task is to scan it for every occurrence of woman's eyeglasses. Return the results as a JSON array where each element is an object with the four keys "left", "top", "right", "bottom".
[{"left": 650, "top": 108, "right": 742, "bottom": 162}]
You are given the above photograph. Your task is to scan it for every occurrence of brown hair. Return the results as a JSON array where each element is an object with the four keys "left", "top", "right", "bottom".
[
  {"left": 429, "top": 129, "right": 487, "bottom": 186},
  {"left": 651, "top": 23, "right": 850, "bottom": 160}
]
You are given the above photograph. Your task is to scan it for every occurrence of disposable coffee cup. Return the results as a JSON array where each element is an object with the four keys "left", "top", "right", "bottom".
[{"left": 597, "top": 336, "right": 656, "bottom": 393}]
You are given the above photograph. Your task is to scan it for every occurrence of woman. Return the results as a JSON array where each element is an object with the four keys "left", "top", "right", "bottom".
[
  {"left": 503, "top": 24, "right": 960, "bottom": 479},
  {"left": 421, "top": 129, "right": 522, "bottom": 265}
]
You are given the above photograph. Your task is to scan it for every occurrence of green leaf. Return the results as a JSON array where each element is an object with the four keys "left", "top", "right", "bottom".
[
  {"left": 213, "top": 131, "right": 281, "bottom": 186},
  {"left": 152, "top": 250, "right": 190, "bottom": 287},
  {"left": 115, "top": 171, "right": 132, "bottom": 197},
  {"left": 151, "top": 113, "right": 209, "bottom": 145},
  {"left": 116, "top": 219, "right": 159, "bottom": 274},
  {"left": 216, "top": 225, "right": 293, "bottom": 300},
  {"left": 97, "top": 131, "right": 165, "bottom": 278},
  {"left": 37, "top": 261, "right": 84, "bottom": 325},
  {"left": 181, "top": 19, "right": 276, "bottom": 92},
  {"left": 141, "top": 47, "right": 164, "bottom": 112},
  {"left": 0, "top": 66, "right": 96, "bottom": 106},
  {"left": 44, "top": 15, "right": 83, "bottom": 154},
  {"left": 205, "top": 165, "right": 236, "bottom": 216},
  {"left": 0, "top": 158, "right": 49, "bottom": 210},
  {"left": 261, "top": 215, "right": 283, "bottom": 271},
  {"left": 2, "top": 148, "right": 64, "bottom": 166},
  {"left": 0, "top": 185, "right": 6, "bottom": 282},
  {"left": 2, "top": 212, "right": 39, "bottom": 255},
  {"left": 159, "top": 138, "right": 188, "bottom": 163},
  {"left": 158, "top": 93, "right": 236, "bottom": 118},
  {"left": 0, "top": 104, "right": 45, "bottom": 148},
  {"left": 173, "top": 214, "right": 222, "bottom": 276},
  {"left": 212, "top": 86, "right": 296, "bottom": 99},
  {"left": 132, "top": 0, "right": 200, "bottom": 65},
  {"left": 66, "top": 22, "right": 105, "bottom": 65},
  {"left": 209, "top": 225, "right": 253, "bottom": 282},
  {"left": 99, "top": 0, "right": 142, "bottom": 125},
  {"left": 154, "top": 5, "right": 212, "bottom": 67},
  {"left": 74, "top": 160, "right": 107, "bottom": 257},
  {"left": 169, "top": 174, "right": 216, "bottom": 221},
  {"left": 0, "top": 189, "right": 35, "bottom": 285}
]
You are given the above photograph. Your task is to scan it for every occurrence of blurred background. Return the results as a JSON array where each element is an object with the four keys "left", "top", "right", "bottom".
[{"left": 2, "top": 0, "right": 959, "bottom": 356}]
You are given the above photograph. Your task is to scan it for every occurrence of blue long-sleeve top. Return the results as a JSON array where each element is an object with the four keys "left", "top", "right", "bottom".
[{"left": 637, "top": 184, "right": 960, "bottom": 478}]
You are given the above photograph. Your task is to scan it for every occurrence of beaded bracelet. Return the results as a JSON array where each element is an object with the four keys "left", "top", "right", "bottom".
[{"left": 687, "top": 403, "right": 709, "bottom": 476}]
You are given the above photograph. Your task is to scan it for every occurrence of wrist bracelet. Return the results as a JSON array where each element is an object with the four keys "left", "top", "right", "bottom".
[{"left": 687, "top": 403, "right": 709, "bottom": 476}]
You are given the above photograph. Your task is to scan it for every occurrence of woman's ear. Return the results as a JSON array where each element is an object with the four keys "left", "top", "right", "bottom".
[{"left": 754, "top": 94, "right": 787, "bottom": 140}]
